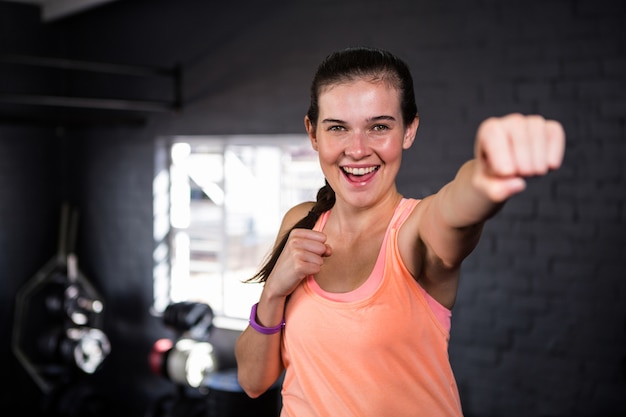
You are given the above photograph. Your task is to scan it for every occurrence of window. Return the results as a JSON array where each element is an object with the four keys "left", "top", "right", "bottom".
[{"left": 153, "top": 135, "right": 323, "bottom": 329}]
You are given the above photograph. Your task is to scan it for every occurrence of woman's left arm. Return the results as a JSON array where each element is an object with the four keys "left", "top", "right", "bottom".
[{"left": 407, "top": 113, "right": 565, "bottom": 307}]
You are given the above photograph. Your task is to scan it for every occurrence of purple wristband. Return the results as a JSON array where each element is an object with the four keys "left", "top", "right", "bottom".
[{"left": 249, "top": 302, "right": 285, "bottom": 335}]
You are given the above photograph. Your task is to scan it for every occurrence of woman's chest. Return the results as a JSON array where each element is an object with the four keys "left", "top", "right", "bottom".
[{"left": 313, "top": 234, "right": 384, "bottom": 293}]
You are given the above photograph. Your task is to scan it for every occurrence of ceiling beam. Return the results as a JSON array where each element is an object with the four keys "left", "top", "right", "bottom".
[
  {"left": 42, "top": 0, "right": 120, "bottom": 22},
  {"left": 2, "top": 0, "right": 120, "bottom": 22}
]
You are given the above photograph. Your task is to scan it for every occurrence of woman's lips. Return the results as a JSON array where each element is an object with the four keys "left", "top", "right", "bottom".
[{"left": 341, "top": 165, "right": 379, "bottom": 183}]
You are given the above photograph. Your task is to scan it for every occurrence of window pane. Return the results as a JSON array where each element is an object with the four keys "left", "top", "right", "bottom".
[{"left": 162, "top": 135, "right": 323, "bottom": 328}]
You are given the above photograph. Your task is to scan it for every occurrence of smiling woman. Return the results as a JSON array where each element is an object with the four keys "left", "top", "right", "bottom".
[{"left": 234, "top": 46, "right": 565, "bottom": 417}]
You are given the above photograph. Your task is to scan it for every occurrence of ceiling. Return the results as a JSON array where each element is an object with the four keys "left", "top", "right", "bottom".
[
  {"left": 1, "top": 0, "right": 171, "bottom": 125},
  {"left": 2, "top": 0, "right": 120, "bottom": 22}
]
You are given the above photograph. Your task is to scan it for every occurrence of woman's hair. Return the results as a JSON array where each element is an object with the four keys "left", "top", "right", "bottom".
[
  {"left": 307, "top": 46, "right": 418, "bottom": 128},
  {"left": 248, "top": 46, "right": 417, "bottom": 283}
]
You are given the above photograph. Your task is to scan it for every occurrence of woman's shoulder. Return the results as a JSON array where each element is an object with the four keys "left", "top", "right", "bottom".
[{"left": 280, "top": 201, "right": 316, "bottom": 229}]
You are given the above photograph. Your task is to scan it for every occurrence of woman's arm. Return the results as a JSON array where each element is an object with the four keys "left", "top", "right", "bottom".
[
  {"left": 235, "top": 202, "right": 331, "bottom": 397},
  {"left": 404, "top": 114, "right": 565, "bottom": 308},
  {"left": 234, "top": 291, "right": 288, "bottom": 398}
]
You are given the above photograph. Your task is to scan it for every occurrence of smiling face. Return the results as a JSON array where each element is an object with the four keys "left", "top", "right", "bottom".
[{"left": 305, "top": 78, "right": 419, "bottom": 210}]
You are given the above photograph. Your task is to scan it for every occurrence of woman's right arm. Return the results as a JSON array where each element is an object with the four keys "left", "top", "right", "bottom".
[
  {"left": 234, "top": 291, "right": 288, "bottom": 398},
  {"left": 235, "top": 202, "right": 331, "bottom": 398}
]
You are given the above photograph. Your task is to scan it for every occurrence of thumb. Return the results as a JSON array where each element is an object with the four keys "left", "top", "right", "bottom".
[{"left": 479, "top": 175, "right": 527, "bottom": 202}]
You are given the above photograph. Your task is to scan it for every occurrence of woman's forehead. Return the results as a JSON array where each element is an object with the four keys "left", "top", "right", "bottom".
[
  {"left": 318, "top": 80, "right": 402, "bottom": 116},
  {"left": 319, "top": 76, "right": 398, "bottom": 94}
]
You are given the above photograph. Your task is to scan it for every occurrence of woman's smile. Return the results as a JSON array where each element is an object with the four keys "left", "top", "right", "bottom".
[{"left": 340, "top": 164, "right": 380, "bottom": 185}]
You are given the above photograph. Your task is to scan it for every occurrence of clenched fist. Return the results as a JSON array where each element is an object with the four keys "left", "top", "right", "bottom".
[{"left": 473, "top": 113, "right": 565, "bottom": 202}]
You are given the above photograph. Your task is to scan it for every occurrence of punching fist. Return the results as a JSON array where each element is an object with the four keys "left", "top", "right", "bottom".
[{"left": 473, "top": 113, "right": 565, "bottom": 202}]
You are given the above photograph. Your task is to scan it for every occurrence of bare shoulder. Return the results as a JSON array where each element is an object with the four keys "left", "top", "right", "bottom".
[
  {"left": 400, "top": 195, "right": 434, "bottom": 237},
  {"left": 280, "top": 201, "right": 315, "bottom": 231},
  {"left": 397, "top": 197, "right": 430, "bottom": 275},
  {"left": 400, "top": 195, "right": 464, "bottom": 309}
]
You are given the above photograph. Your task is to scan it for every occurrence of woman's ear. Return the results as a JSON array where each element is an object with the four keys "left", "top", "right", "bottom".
[
  {"left": 402, "top": 115, "right": 419, "bottom": 149},
  {"left": 304, "top": 116, "right": 318, "bottom": 150}
]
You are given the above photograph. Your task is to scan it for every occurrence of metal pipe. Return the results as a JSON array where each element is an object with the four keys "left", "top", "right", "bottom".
[
  {"left": 0, "top": 93, "right": 173, "bottom": 112},
  {"left": 0, "top": 54, "right": 175, "bottom": 78}
]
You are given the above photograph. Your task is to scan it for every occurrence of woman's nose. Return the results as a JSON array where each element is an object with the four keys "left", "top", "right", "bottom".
[{"left": 345, "top": 132, "right": 369, "bottom": 158}]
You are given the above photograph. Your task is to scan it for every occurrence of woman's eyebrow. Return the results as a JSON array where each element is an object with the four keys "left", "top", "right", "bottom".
[
  {"left": 368, "top": 115, "right": 396, "bottom": 122},
  {"left": 320, "top": 118, "right": 346, "bottom": 124},
  {"left": 321, "top": 115, "right": 397, "bottom": 124}
]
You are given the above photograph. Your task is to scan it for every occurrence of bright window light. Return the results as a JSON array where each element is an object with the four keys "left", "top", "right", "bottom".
[{"left": 153, "top": 135, "right": 323, "bottom": 329}]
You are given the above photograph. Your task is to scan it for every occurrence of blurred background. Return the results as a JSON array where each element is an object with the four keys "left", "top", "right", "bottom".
[{"left": 0, "top": 0, "right": 624, "bottom": 416}]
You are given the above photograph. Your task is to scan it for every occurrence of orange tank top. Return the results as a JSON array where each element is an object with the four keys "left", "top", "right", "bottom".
[{"left": 280, "top": 198, "right": 463, "bottom": 417}]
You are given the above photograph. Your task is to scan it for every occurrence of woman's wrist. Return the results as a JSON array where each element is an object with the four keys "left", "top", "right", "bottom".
[{"left": 249, "top": 302, "right": 285, "bottom": 335}]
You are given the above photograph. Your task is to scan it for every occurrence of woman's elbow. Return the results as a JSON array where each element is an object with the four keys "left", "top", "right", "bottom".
[
  {"left": 237, "top": 371, "right": 270, "bottom": 399},
  {"left": 242, "top": 387, "right": 265, "bottom": 399}
]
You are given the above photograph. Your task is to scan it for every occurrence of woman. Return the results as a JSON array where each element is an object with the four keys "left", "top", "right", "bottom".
[{"left": 235, "top": 46, "right": 565, "bottom": 416}]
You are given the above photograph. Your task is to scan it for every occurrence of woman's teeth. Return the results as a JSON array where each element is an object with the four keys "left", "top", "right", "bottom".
[{"left": 342, "top": 166, "right": 377, "bottom": 176}]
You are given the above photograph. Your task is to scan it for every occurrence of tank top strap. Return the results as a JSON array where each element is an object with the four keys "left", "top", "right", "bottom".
[
  {"left": 390, "top": 198, "right": 420, "bottom": 229},
  {"left": 312, "top": 209, "right": 331, "bottom": 232}
]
